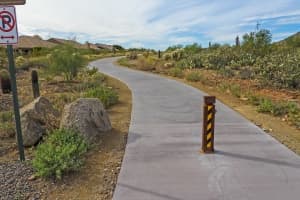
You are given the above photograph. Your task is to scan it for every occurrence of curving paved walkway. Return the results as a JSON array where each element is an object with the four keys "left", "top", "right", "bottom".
[{"left": 91, "top": 57, "right": 300, "bottom": 200}]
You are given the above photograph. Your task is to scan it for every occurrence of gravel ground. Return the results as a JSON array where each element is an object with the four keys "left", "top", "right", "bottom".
[{"left": 0, "top": 161, "right": 41, "bottom": 200}]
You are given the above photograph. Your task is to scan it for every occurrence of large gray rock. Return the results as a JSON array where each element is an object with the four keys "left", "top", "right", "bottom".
[
  {"left": 60, "top": 98, "right": 112, "bottom": 143},
  {"left": 20, "top": 97, "right": 59, "bottom": 147}
]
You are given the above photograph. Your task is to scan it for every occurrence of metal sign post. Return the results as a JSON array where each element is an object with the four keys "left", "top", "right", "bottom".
[
  {"left": 7, "top": 44, "right": 25, "bottom": 161},
  {"left": 0, "top": 5, "right": 25, "bottom": 161}
]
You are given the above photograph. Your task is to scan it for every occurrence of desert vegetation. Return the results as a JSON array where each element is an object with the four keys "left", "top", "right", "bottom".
[
  {"left": 119, "top": 30, "right": 300, "bottom": 129},
  {"left": 118, "top": 30, "right": 300, "bottom": 154},
  {"left": 0, "top": 44, "right": 130, "bottom": 199}
]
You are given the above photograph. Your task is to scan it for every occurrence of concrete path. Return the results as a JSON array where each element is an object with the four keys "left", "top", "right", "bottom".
[{"left": 91, "top": 58, "right": 300, "bottom": 200}]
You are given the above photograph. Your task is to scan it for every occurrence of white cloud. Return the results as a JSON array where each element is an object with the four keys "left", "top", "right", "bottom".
[{"left": 15, "top": 0, "right": 300, "bottom": 49}]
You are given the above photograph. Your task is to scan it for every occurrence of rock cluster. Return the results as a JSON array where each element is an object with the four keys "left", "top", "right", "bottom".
[
  {"left": 60, "top": 98, "right": 112, "bottom": 143},
  {"left": 20, "top": 97, "right": 59, "bottom": 147}
]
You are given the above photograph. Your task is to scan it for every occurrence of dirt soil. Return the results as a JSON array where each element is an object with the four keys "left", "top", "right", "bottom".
[
  {"left": 39, "top": 76, "right": 132, "bottom": 200},
  {"left": 0, "top": 70, "right": 132, "bottom": 200}
]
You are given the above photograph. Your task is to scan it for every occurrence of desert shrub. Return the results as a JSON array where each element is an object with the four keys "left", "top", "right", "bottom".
[
  {"left": 257, "top": 99, "right": 299, "bottom": 116},
  {"left": 32, "top": 129, "right": 88, "bottom": 179},
  {"left": 255, "top": 51, "right": 300, "bottom": 89},
  {"left": 179, "top": 55, "right": 203, "bottom": 69},
  {"left": 229, "top": 84, "right": 242, "bottom": 98},
  {"left": 126, "top": 52, "right": 138, "bottom": 60},
  {"left": 257, "top": 98, "right": 274, "bottom": 114},
  {"left": 15, "top": 56, "right": 27, "bottom": 67},
  {"left": 48, "top": 45, "right": 86, "bottom": 81},
  {"left": 27, "top": 56, "right": 50, "bottom": 69},
  {"left": 0, "top": 111, "right": 15, "bottom": 138},
  {"left": 0, "top": 47, "right": 7, "bottom": 69},
  {"left": 188, "top": 55, "right": 203, "bottom": 68},
  {"left": 84, "top": 86, "right": 119, "bottom": 108},
  {"left": 136, "top": 56, "right": 158, "bottom": 71},
  {"left": 184, "top": 43, "right": 202, "bottom": 54},
  {"left": 206, "top": 48, "right": 237, "bottom": 69},
  {"left": 143, "top": 51, "right": 150, "bottom": 58},
  {"left": 0, "top": 111, "right": 13, "bottom": 123},
  {"left": 163, "top": 53, "right": 172, "bottom": 61},
  {"left": 168, "top": 67, "right": 184, "bottom": 78},
  {"left": 239, "top": 67, "right": 253, "bottom": 79},
  {"left": 219, "top": 67, "right": 235, "bottom": 78},
  {"left": 247, "top": 94, "right": 261, "bottom": 106},
  {"left": 176, "top": 59, "right": 188, "bottom": 69},
  {"left": 186, "top": 71, "right": 203, "bottom": 82},
  {"left": 0, "top": 69, "right": 9, "bottom": 78},
  {"left": 0, "top": 122, "right": 15, "bottom": 138},
  {"left": 171, "top": 49, "right": 184, "bottom": 61}
]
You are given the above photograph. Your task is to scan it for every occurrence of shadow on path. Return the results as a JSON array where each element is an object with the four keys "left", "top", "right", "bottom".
[
  {"left": 216, "top": 151, "right": 300, "bottom": 169},
  {"left": 118, "top": 183, "right": 184, "bottom": 200}
]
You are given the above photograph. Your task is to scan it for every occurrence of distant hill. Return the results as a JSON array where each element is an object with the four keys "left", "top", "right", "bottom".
[{"left": 275, "top": 32, "right": 300, "bottom": 47}]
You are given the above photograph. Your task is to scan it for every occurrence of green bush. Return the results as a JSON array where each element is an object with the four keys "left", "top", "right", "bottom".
[
  {"left": 32, "top": 129, "right": 88, "bottom": 179},
  {"left": 186, "top": 71, "right": 203, "bottom": 82},
  {"left": 0, "top": 69, "right": 9, "bottom": 79},
  {"left": 49, "top": 45, "right": 86, "bottom": 81},
  {"left": 229, "top": 84, "right": 242, "bottom": 98},
  {"left": 168, "top": 67, "right": 184, "bottom": 78},
  {"left": 0, "top": 111, "right": 13, "bottom": 123},
  {"left": 126, "top": 52, "right": 138, "bottom": 60},
  {"left": 257, "top": 99, "right": 299, "bottom": 117},
  {"left": 257, "top": 98, "right": 274, "bottom": 114},
  {"left": 0, "top": 122, "right": 15, "bottom": 138},
  {"left": 219, "top": 67, "right": 235, "bottom": 78},
  {"left": 15, "top": 56, "right": 27, "bottom": 67},
  {"left": 84, "top": 86, "right": 119, "bottom": 108}
]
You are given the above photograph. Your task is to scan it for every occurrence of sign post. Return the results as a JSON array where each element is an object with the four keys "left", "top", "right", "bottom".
[
  {"left": 0, "top": 1, "right": 26, "bottom": 5},
  {"left": 0, "top": 5, "right": 25, "bottom": 161}
]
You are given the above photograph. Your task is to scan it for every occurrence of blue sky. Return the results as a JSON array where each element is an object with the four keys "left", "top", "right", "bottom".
[{"left": 15, "top": 0, "right": 300, "bottom": 50}]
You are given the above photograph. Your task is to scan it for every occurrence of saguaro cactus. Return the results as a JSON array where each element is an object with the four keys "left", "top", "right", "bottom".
[
  {"left": 236, "top": 36, "right": 240, "bottom": 47},
  {"left": 31, "top": 70, "right": 40, "bottom": 99},
  {"left": 0, "top": 70, "right": 11, "bottom": 94}
]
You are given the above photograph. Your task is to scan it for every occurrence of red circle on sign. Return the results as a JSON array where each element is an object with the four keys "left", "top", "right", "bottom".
[{"left": 0, "top": 11, "right": 16, "bottom": 32}]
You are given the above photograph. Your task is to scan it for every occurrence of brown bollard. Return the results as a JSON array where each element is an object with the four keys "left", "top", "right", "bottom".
[
  {"left": 31, "top": 70, "right": 40, "bottom": 99},
  {"left": 0, "top": 70, "right": 11, "bottom": 94},
  {"left": 201, "top": 96, "right": 216, "bottom": 153}
]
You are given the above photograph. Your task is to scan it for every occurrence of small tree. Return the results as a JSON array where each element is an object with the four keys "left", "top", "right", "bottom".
[
  {"left": 184, "top": 43, "right": 202, "bottom": 54},
  {"left": 235, "top": 36, "right": 240, "bottom": 47},
  {"left": 242, "top": 29, "right": 272, "bottom": 56},
  {"left": 49, "top": 45, "right": 86, "bottom": 81}
]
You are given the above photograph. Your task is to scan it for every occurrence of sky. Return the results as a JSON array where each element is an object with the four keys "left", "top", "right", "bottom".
[{"left": 14, "top": 0, "right": 300, "bottom": 50}]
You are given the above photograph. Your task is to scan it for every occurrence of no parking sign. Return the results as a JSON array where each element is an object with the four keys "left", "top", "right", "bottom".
[{"left": 0, "top": 6, "right": 18, "bottom": 44}]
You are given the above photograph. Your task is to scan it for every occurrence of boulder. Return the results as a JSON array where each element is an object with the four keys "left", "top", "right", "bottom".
[
  {"left": 20, "top": 97, "right": 59, "bottom": 147},
  {"left": 60, "top": 98, "right": 112, "bottom": 143}
]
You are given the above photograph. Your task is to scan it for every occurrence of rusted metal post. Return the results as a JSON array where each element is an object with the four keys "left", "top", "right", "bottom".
[
  {"left": 202, "top": 96, "right": 216, "bottom": 153},
  {"left": 31, "top": 70, "right": 40, "bottom": 99}
]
